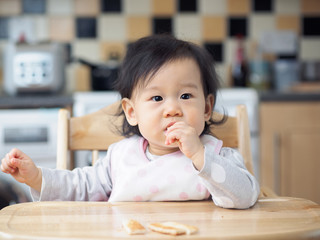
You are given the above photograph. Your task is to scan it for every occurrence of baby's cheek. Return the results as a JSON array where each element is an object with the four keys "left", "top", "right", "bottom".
[
  {"left": 193, "top": 119, "right": 206, "bottom": 136},
  {"left": 185, "top": 110, "right": 204, "bottom": 130}
]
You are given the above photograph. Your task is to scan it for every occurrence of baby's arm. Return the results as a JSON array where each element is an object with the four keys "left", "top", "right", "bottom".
[
  {"left": 166, "top": 127, "right": 259, "bottom": 209},
  {"left": 1, "top": 148, "right": 42, "bottom": 192},
  {"left": 31, "top": 150, "right": 113, "bottom": 201},
  {"left": 199, "top": 145, "right": 260, "bottom": 209}
]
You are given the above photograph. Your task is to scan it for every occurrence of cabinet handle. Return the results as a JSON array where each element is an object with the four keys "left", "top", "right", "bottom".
[{"left": 273, "top": 133, "right": 280, "bottom": 195}]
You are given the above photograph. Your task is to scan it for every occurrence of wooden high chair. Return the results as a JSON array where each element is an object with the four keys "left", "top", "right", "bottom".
[{"left": 56, "top": 102, "right": 275, "bottom": 198}]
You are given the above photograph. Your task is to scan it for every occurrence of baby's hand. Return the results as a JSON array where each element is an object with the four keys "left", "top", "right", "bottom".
[
  {"left": 1, "top": 148, "right": 42, "bottom": 191},
  {"left": 165, "top": 122, "right": 204, "bottom": 170}
]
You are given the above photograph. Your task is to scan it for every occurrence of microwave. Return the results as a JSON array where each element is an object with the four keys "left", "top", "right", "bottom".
[
  {"left": 0, "top": 108, "right": 59, "bottom": 169},
  {"left": 3, "top": 42, "right": 66, "bottom": 95}
]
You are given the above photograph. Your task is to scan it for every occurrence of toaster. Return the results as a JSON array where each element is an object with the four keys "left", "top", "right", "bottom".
[{"left": 3, "top": 42, "right": 66, "bottom": 95}]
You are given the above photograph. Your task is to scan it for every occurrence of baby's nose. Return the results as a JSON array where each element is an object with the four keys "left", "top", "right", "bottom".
[{"left": 163, "top": 102, "right": 182, "bottom": 117}]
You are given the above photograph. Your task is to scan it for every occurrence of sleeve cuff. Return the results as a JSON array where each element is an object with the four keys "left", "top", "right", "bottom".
[
  {"left": 30, "top": 167, "right": 50, "bottom": 201},
  {"left": 197, "top": 145, "right": 217, "bottom": 178}
]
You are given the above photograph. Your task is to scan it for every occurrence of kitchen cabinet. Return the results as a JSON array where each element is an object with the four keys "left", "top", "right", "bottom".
[{"left": 260, "top": 101, "right": 320, "bottom": 204}]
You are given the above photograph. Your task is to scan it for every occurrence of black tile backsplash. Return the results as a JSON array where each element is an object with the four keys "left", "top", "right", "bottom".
[
  {"left": 0, "top": 0, "right": 318, "bottom": 73},
  {"left": 23, "top": 0, "right": 46, "bottom": 13},
  {"left": 229, "top": 17, "right": 248, "bottom": 37},
  {"left": 101, "top": 0, "right": 122, "bottom": 12},
  {"left": 178, "top": 0, "right": 197, "bottom": 12},
  {"left": 303, "top": 17, "right": 320, "bottom": 36},
  {"left": 76, "top": 17, "right": 97, "bottom": 38},
  {"left": 153, "top": 18, "right": 172, "bottom": 35},
  {"left": 252, "top": 0, "right": 273, "bottom": 12},
  {"left": 204, "top": 42, "right": 223, "bottom": 63},
  {"left": 0, "top": 17, "right": 9, "bottom": 39}
]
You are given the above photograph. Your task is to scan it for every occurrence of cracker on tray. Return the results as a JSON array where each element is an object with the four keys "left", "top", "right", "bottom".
[
  {"left": 148, "top": 222, "right": 198, "bottom": 236},
  {"left": 148, "top": 222, "right": 186, "bottom": 236},
  {"left": 122, "top": 219, "right": 146, "bottom": 235},
  {"left": 162, "top": 221, "right": 198, "bottom": 235}
]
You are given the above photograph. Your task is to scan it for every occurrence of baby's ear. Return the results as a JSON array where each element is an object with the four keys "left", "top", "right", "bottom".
[
  {"left": 204, "top": 94, "right": 214, "bottom": 121},
  {"left": 121, "top": 98, "right": 138, "bottom": 126}
]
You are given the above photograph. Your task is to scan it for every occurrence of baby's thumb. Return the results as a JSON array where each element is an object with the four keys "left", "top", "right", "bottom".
[{"left": 9, "top": 148, "right": 23, "bottom": 158}]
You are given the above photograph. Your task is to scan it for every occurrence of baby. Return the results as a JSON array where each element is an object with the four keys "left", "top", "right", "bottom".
[{"left": 1, "top": 35, "right": 259, "bottom": 209}]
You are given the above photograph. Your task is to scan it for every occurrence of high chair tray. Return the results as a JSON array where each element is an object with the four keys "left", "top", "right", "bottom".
[{"left": 0, "top": 197, "right": 320, "bottom": 239}]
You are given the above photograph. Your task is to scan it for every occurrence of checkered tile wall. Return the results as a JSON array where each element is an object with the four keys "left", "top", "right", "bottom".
[{"left": 0, "top": 0, "right": 320, "bottom": 88}]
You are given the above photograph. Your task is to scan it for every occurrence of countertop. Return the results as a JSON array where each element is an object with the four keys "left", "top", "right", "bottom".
[
  {"left": 0, "top": 92, "right": 73, "bottom": 109},
  {"left": 260, "top": 90, "right": 320, "bottom": 102},
  {"left": 259, "top": 82, "right": 320, "bottom": 102}
]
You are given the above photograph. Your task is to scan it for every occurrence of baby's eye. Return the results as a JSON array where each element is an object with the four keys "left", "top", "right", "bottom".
[
  {"left": 152, "top": 96, "right": 163, "bottom": 102},
  {"left": 180, "top": 93, "right": 191, "bottom": 100}
]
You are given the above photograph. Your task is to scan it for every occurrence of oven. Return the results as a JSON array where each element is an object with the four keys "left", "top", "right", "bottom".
[{"left": 0, "top": 108, "right": 59, "bottom": 203}]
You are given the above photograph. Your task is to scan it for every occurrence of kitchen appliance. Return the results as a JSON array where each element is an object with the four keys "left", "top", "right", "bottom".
[
  {"left": 75, "top": 57, "right": 120, "bottom": 91},
  {"left": 3, "top": 42, "right": 66, "bottom": 95},
  {"left": 0, "top": 173, "right": 30, "bottom": 209},
  {"left": 274, "top": 59, "right": 300, "bottom": 92},
  {"left": 72, "top": 89, "right": 260, "bottom": 181},
  {"left": 0, "top": 108, "right": 59, "bottom": 200},
  {"left": 302, "top": 61, "right": 320, "bottom": 82}
]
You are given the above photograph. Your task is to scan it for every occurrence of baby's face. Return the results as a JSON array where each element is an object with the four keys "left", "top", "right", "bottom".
[{"left": 123, "top": 58, "right": 213, "bottom": 156}]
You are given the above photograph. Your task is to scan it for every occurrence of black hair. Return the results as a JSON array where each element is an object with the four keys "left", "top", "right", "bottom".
[{"left": 114, "top": 34, "right": 226, "bottom": 137}]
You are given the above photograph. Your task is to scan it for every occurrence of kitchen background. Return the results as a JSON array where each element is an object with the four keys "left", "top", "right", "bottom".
[
  {"left": 0, "top": 0, "right": 320, "bottom": 208},
  {"left": 0, "top": 0, "right": 319, "bottom": 90}
]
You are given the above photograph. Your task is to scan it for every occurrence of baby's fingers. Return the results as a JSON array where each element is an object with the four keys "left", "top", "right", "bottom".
[
  {"left": 10, "top": 158, "right": 28, "bottom": 170},
  {"left": 165, "top": 136, "right": 177, "bottom": 145},
  {"left": 165, "top": 131, "right": 181, "bottom": 145},
  {"left": 1, "top": 156, "right": 16, "bottom": 174}
]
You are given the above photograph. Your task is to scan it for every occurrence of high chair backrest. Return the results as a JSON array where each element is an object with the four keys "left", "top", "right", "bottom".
[{"left": 56, "top": 102, "right": 254, "bottom": 175}]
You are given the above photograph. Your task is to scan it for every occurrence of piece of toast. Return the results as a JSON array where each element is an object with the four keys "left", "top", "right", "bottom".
[
  {"left": 162, "top": 221, "right": 198, "bottom": 235},
  {"left": 148, "top": 223, "right": 186, "bottom": 236},
  {"left": 122, "top": 219, "right": 146, "bottom": 235}
]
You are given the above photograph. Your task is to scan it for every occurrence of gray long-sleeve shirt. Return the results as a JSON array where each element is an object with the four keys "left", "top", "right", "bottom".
[{"left": 32, "top": 135, "right": 260, "bottom": 209}]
